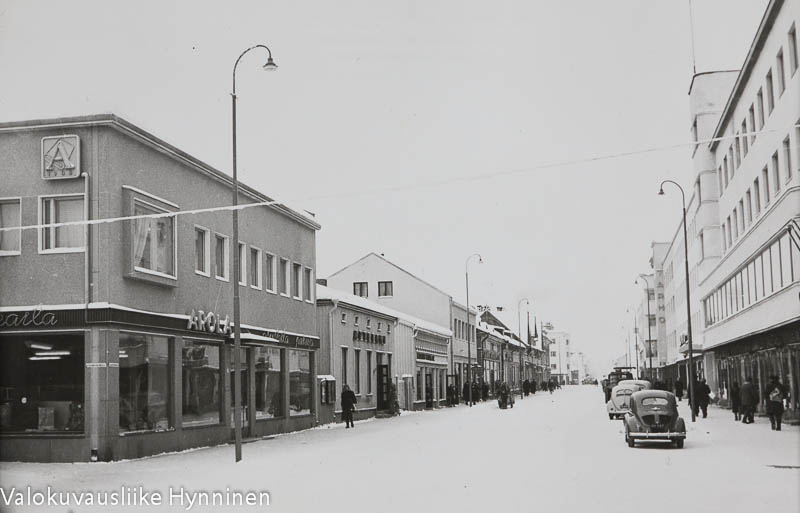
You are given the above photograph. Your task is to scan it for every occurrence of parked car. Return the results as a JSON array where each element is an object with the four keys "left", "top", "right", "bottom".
[
  {"left": 606, "top": 380, "right": 651, "bottom": 419},
  {"left": 623, "top": 390, "right": 686, "bottom": 448}
]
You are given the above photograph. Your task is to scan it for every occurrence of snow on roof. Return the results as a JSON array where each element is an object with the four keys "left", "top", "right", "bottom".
[
  {"left": 478, "top": 320, "right": 527, "bottom": 348},
  {"left": 317, "top": 285, "right": 452, "bottom": 338}
]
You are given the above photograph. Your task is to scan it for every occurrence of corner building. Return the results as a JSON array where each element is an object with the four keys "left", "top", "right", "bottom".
[{"left": 0, "top": 114, "right": 321, "bottom": 461}]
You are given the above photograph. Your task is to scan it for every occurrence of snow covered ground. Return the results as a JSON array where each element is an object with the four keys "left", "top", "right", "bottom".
[{"left": 1, "top": 385, "right": 797, "bottom": 513}]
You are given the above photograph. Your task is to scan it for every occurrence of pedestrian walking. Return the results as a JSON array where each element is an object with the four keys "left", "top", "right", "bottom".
[
  {"left": 693, "top": 378, "right": 711, "bottom": 418},
  {"left": 764, "top": 375, "right": 788, "bottom": 431},
  {"left": 341, "top": 384, "right": 357, "bottom": 428},
  {"left": 730, "top": 382, "right": 741, "bottom": 421},
  {"left": 523, "top": 379, "right": 531, "bottom": 397},
  {"left": 531, "top": 380, "right": 537, "bottom": 395},
  {"left": 740, "top": 376, "right": 758, "bottom": 424},
  {"left": 481, "top": 381, "right": 489, "bottom": 401},
  {"left": 674, "top": 379, "right": 684, "bottom": 402},
  {"left": 462, "top": 381, "right": 470, "bottom": 405}
]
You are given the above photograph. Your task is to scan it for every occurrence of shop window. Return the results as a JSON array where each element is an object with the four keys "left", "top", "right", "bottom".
[
  {"left": 288, "top": 350, "right": 311, "bottom": 416},
  {"left": 40, "top": 194, "right": 84, "bottom": 253},
  {"left": 0, "top": 198, "right": 21, "bottom": 255},
  {"left": 132, "top": 200, "right": 175, "bottom": 277},
  {"left": 181, "top": 341, "right": 221, "bottom": 426},
  {"left": 255, "top": 346, "right": 283, "bottom": 419},
  {"left": 0, "top": 334, "right": 85, "bottom": 433},
  {"left": 119, "top": 334, "right": 172, "bottom": 433}
]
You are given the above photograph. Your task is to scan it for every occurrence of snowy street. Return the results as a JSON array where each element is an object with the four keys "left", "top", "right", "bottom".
[{"left": 1, "top": 385, "right": 797, "bottom": 513}]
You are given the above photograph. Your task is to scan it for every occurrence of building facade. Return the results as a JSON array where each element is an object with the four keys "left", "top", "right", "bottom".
[
  {"left": 548, "top": 331, "right": 571, "bottom": 385},
  {"left": 0, "top": 115, "right": 321, "bottom": 462}
]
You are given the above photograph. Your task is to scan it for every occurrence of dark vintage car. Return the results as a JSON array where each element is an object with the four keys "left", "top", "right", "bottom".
[{"left": 623, "top": 390, "right": 686, "bottom": 448}]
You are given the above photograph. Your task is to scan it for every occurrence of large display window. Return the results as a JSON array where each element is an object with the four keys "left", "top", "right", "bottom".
[
  {"left": 0, "top": 334, "right": 85, "bottom": 433},
  {"left": 182, "top": 340, "right": 221, "bottom": 427},
  {"left": 255, "top": 346, "right": 283, "bottom": 419},
  {"left": 119, "top": 333, "right": 172, "bottom": 433},
  {"left": 288, "top": 350, "right": 312, "bottom": 416}
]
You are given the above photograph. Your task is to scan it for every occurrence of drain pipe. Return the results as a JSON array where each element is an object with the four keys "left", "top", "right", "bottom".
[{"left": 82, "top": 171, "right": 100, "bottom": 461}]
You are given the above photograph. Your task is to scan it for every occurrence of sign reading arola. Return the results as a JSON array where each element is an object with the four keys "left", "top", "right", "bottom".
[{"left": 187, "top": 309, "right": 232, "bottom": 335}]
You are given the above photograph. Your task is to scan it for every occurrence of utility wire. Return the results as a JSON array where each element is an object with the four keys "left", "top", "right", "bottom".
[{"left": 1, "top": 125, "right": 797, "bottom": 234}]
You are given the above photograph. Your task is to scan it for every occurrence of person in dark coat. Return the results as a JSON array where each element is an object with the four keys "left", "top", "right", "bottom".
[
  {"left": 523, "top": 379, "right": 531, "bottom": 396},
  {"left": 531, "top": 379, "right": 536, "bottom": 395},
  {"left": 693, "top": 379, "right": 711, "bottom": 418},
  {"left": 764, "top": 375, "right": 788, "bottom": 431},
  {"left": 462, "top": 381, "right": 470, "bottom": 405},
  {"left": 740, "top": 376, "right": 758, "bottom": 424},
  {"left": 730, "top": 382, "right": 741, "bottom": 421},
  {"left": 341, "top": 384, "right": 357, "bottom": 428},
  {"left": 674, "top": 379, "right": 684, "bottom": 401},
  {"left": 472, "top": 382, "right": 480, "bottom": 403},
  {"left": 481, "top": 381, "right": 489, "bottom": 401}
]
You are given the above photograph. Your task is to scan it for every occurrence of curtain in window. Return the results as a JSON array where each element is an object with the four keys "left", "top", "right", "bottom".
[
  {"left": 54, "top": 197, "right": 83, "bottom": 248},
  {"left": 0, "top": 201, "right": 20, "bottom": 251},
  {"left": 133, "top": 216, "right": 150, "bottom": 268}
]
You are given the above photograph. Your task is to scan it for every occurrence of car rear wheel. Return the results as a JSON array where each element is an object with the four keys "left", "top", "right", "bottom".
[
  {"left": 674, "top": 438, "right": 684, "bottom": 449},
  {"left": 609, "top": 414, "right": 614, "bottom": 420}
]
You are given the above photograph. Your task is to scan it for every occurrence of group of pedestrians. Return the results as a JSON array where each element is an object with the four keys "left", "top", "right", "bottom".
[{"left": 673, "top": 375, "right": 790, "bottom": 431}]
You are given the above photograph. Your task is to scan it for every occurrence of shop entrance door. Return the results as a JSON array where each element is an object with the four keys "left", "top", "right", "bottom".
[
  {"left": 376, "top": 364, "right": 389, "bottom": 410},
  {"left": 424, "top": 373, "right": 433, "bottom": 408}
]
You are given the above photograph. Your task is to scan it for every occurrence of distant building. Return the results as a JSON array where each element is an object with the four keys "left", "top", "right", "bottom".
[{"left": 548, "top": 331, "right": 571, "bottom": 385}]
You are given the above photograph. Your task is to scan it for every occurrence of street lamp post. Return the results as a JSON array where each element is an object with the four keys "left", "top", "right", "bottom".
[
  {"left": 518, "top": 298, "right": 529, "bottom": 387},
  {"left": 636, "top": 275, "right": 654, "bottom": 381},
  {"left": 659, "top": 180, "right": 696, "bottom": 422},
  {"left": 231, "top": 44, "right": 277, "bottom": 462},
  {"left": 465, "top": 253, "right": 482, "bottom": 406}
]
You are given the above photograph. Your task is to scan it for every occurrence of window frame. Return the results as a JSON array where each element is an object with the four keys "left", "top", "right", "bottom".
[
  {"left": 353, "top": 282, "right": 368, "bottom": 297},
  {"left": 0, "top": 196, "right": 22, "bottom": 256},
  {"left": 378, "top": 281, "right": 393, "bottom": 297},
  {"left": 194, "top": 225, "right": 211, "bottom": 277},
  {"left": 776, "top": 49, "right": 786, "bottom": 96},
  {"left": 214, "top": 233, "right": 230, "bottom": 282},
  {"left": 783, "top": 136, "right": 793, "bottom": 183},
  {"left": 237, "top": 241, "right": 247, "bottom": 286},
  {"left": 303, "top": 266, "right": 314, "bottom": 303},
  {"left": 38, "top": 193, "right": 86, "bottom": 255},
  {"left": 264, "top": 252, "right": 277, "bottom": 293},
  {"left": 291, "top": 262, "right": 302, "bottom": 300},
  {"left": 766, "top": 70, "right": 775, "bottom": 114},
  {"left": 130, "top": 198, "right": 177, "bottom": 279},
  {"left": 789, "top": 24, "right": 798, "bottom": 76},
  {"left": 279, "top": 257, "right": 290, "bottom": 297},
  {"left": 249, "top": 246, "right": 263, "bottom": 290}
]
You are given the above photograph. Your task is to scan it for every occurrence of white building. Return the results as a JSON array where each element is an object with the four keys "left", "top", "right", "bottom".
[
  {"left": 658, "top": 0, "right": 799, "bottom": 415},
  {"left": 548, "top": 331, "right": 571, "bottom": 385}
]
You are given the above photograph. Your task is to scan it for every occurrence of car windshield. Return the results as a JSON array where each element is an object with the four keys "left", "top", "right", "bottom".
[{"left": 641, "top": 397, "right": 669, "bottom": 406}]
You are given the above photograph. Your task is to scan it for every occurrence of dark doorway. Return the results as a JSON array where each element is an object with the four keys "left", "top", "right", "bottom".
[
  {"left": 425, "top": 373, "right": 433, "bottom": 408},
  {"left": 376, "top": 364, "right": 389, "bottom": 410}
]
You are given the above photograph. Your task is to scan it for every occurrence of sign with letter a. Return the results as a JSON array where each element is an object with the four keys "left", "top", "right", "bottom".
[{"left": 42, "top": 135, "right": 80, "bottom": 179}]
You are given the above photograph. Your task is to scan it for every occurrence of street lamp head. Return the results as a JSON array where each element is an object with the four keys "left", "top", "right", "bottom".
[
  {"left": 262, "top": 56, "right": 278, "bottom": 71},
  {"left": 478, "top": 256, "right": 483, "bottom": 264},
  {"left": 658, "top": 187, "right": 665, "bottom": 196}
]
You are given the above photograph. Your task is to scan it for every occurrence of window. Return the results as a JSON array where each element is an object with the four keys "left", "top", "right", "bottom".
[
  {"left": 353, "top": 282, "right": 368, "bottom": 297},
  {"left": 237, "top": 242, "right": 247, "bottom": 286},
  {"left": 354, "top": 349, "right": 361, "bottom": 394},
  {"left": 303, "top": 267, "right": 312, "bottom": 301},
  {"left": 182, "top": 341, "right": 221, "bottom": 426},
  {"left": 726, "top": 217, "right": 732, "bottom": 247},
  {"left": 776, "top": 50, "right": 786, "bottom": 96},
  {"left": 0, "top": 198, "right": 21, "bottom": 255},
  {"left": 354, "top": 316, "right": 359, "bottom": 327},
  {"left": 194, "top": 227, "right": 210, "bottom": 275},
  {"left": 0, "top": 334, "right": 84, "bottom": 434},
  {"left": 131, "top": 200, "right": 174, "bottom": 275},
  {"left": 40, "top": 195, "right": 84, "bottom": 252},
  {"left": 717, "top": 166, "right": 724, "bottom": 194},
  {"left": 378, "top": 281, "right": 393, "bottom": 297},
  {"left": 772, "top": 151, "right": 781, "bottom": 194},
  {"left": 291, "top": 262, "right": 302, "bottom": 299},
  {"left": 279, "top": 258, "right": 289, "bottom": 295},
  {"left": 766, "top": 70, "right": 775, "bottom": 114},
  {"left": 215, "top": 234, "right": 229, "bottom": 281},
  {"left": 416, "top": 370, "right": 422, "bottom": 401},
  {"left": 748, "top": 105, "right": 756, "bottom": 143},
  {"left": 753, "top": 178, "right": 761, "bottom": 215},
  {"left": 783, "top": 137, "right": 793, "bottom": 182},
  {"left": 387, "top": 323, "right": 391, "bottom": 334},
  {"left": 789, "top": 24, "right": 798, "bottom": 76},
  {"left": 721, "top": 224, "right": 727, "bottom": 252},
  {"left": 288, "top": 350, "right": 311, "bottom": 416},
  {"left": 119, "top": 333, "right": 172, "bottom": 433},
  {"left": 699, "top": 232, "right": 705, "bottom": 259},
  {"left": 757, "top": 89, "right": 765, "bottom": 128},
  {"left": 741, "top": 122, "right": 748, "bottom": 156},
  {"left": 551, "top": 351, "right": 557, "bottom": 357},
  {"left": 341, "top": 312, "right": 347, "bottom": 323},
  {"left": 734, "top": 133, "right": 741, "bottom": 168},
  {"left": 746, "top": 190, "right": 753, "bottom": 225},
  {"left": 551, "top": 364, "right": 557, "bottom": 370},
  {"left": 255, "top": 346, "right": 283, "bottom": 419},
  {"left": 264, "top": 253, "right": 275, "bottom": 292},
  {"left": 341, "top": 348, "right": 348, "bottom": 386},
  {"left": 366, "top": 318, "right": 372, "bottom": 330},
  {"left": 722, "top": 157, "right": 729, "bottom": 188},
  {"left": 366, "top": 351, "right": 372, "bottom": 395},
  {"left": 762, "top": 167, "right": 770, "bottom": 206},
  {"left": 250, "top": 247, "right": 262, "bottom": 289},
  {"left": 738, "top": 200, "right": 745, "bottom": 233}
]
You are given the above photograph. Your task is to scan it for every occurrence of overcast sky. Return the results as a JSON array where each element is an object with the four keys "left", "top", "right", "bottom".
[{"left": 1, "top": 0, "right": 770, "bottom": 374}]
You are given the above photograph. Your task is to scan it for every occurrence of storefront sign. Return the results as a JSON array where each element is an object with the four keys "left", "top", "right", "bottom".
[
  {"left": 0, "top": 308, "right": 58, "bottom": 328},
  {"left": 186, "top": 310, "right": 232, "bottom": 335},
  {"left": 42, "top": 135, "right": 81, "bottom": 179},
  {"left": 258, "top": 329, "right": 318, "bottom": 349}
]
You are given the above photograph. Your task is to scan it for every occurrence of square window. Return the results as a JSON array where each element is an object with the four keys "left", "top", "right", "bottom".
[
  {"left": 0, "top": 198, "right": 21, "bottom": 255},
  {"left": 215, "top": 234, "right": 230, "bottom": 281},
  {"left": 378, "top": 281, "right": 393, "bottom": 297},
  {"left": 40, "top": 195, "right": 85, "bottom": 252},
  {"left": 131, "top": 200, "right": 174, "bottom": 275},
  {"left": 353, "top": 282, "right": 368, "bottom": 297}
]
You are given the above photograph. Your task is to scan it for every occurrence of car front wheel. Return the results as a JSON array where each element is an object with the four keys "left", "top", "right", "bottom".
[{"left": 674, "top": 438, "right": 684, "bottom": 449}]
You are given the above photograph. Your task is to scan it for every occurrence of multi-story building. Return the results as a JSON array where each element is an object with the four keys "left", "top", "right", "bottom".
[
  {"left": 547, "top": 331, "right": 571, "bottom": 385},
  {"left": 657, "top": 0, "right": 799, "bottom": 415},
  {"left": 634, "top": 272, "right": 659, "bottom": 380},
  {"left": 0, "top": 114, "right": 322, "bottom": 462}
]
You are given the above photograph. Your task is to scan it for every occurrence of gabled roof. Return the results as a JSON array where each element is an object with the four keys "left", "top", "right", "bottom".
[{"left": 328, "top": 252, "right": 452, "bottom": 299}]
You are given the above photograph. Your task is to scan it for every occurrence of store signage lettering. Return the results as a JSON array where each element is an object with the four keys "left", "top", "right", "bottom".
[
  {"left": 0, "top": 308, "right": 58, "bottom": 328},
  {"left": 187, "top": 309, "right": 232, "bottom": 335}
]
